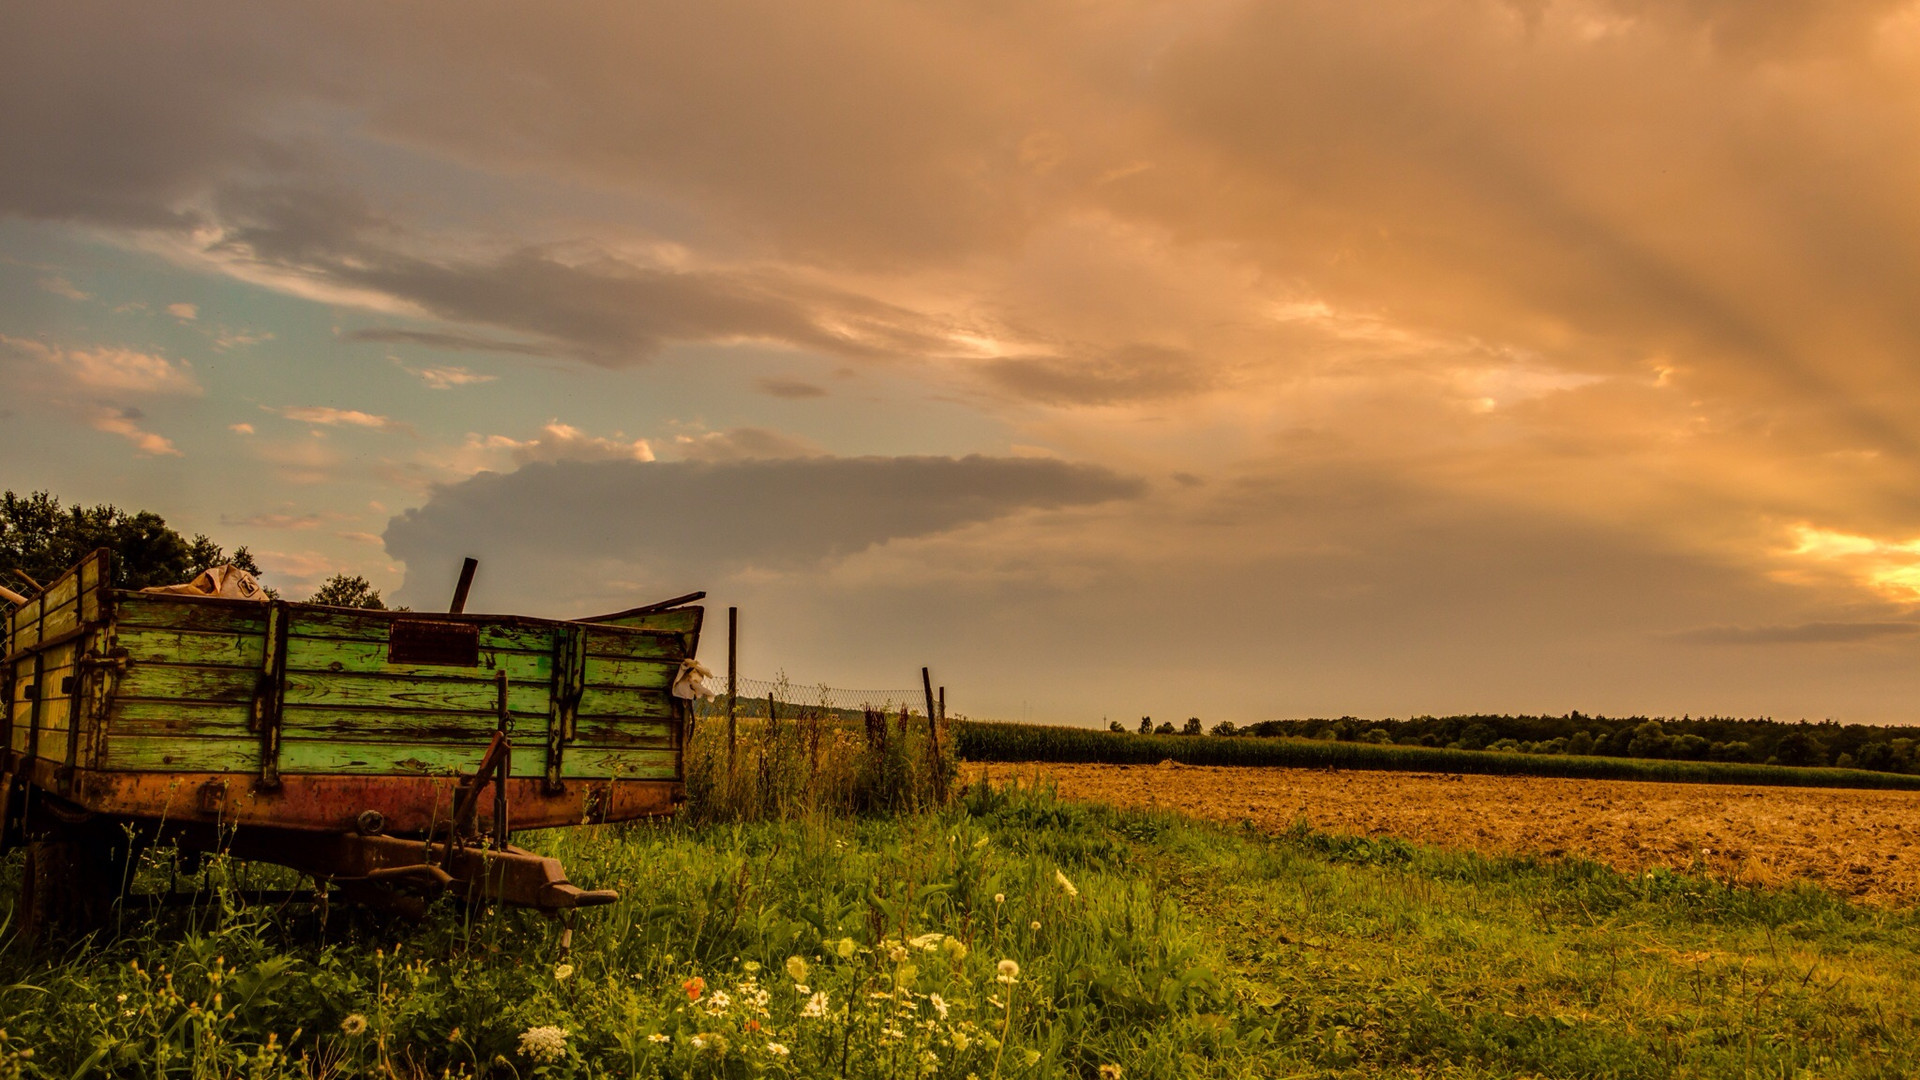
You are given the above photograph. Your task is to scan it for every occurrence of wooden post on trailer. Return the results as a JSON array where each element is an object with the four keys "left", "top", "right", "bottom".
[
  {"left": 449, "top": 558, "right": 479, "bottom": 614},
  {"left": 727, "top": 606, "right": 738, "bottom": 779}
]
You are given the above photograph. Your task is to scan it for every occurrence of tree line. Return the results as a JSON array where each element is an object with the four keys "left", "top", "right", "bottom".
[
  {"left": 1, "top": 490, "right": 388, "bottom": 609},
  {"left": 1112, "top": 710, "right": 1918, "bottom": 774}
]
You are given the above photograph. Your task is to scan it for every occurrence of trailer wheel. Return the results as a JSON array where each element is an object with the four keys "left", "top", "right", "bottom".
[
  {"left": 15, "top": 830, "right": 128, "bottom": 943},
  {"left": 16, "top": 841, "right": 65, "bottom": 944}
]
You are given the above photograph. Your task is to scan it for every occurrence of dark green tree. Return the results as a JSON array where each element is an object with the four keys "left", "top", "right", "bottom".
[
  {"left": 1, "top": 489, "right": 265, "bottom": 592},
  {"left": 307, "top": 574, "right": 386, "bottom": 609}
]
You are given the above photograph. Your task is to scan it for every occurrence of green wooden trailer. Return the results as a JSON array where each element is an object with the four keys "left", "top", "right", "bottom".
[{"left": 1, "top": 549, "right": 705, "bottom": 937}]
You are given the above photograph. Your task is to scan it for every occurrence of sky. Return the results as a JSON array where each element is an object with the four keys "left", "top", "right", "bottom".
[{"left": 9, "top": 1, "right": 1920, "bottom": 726}]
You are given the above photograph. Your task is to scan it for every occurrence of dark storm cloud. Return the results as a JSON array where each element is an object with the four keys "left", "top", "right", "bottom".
[{"left": 382, "top": 454, "right": 1144, "bottom": 610}]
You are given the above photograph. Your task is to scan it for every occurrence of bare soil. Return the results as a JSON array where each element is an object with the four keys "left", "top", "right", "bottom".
[{"left": 972, "top": 761, "right": 1920, "bottom": 905}]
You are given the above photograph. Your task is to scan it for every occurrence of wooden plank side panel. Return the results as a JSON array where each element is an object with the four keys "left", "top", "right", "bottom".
[
  {"left": 281, "top": 705, "right": 536, "bottom": 743},
  {"left": 582, "top": 654, "right": 677, "bottom": 691},
  {"left": 576, "top": 686, "right": 673, "bottom": 720},
  {"left": 116, "top": 663, "right": 257, "bottom": 706},
  {"left": 113, "top": 593, "right": 267, "bottom": 636},
  {"left": 561, "top": 746, "right": 678, "bottom": 780},
  {"left": 116, "top": 626, "right": 264, "bottom": 669},
  {"left": 282, "top": 636, "right": 553, "bottom": 682},
  {"left": 291, "top": 609, "right": 556, "bottom": 653},
  {"left": 583, "top": 627, "right": 687, "bottom": 662},
  {"left": 105, "top": 734, "right": 257, "bottom": 772},
  {"left": 281, "top": 672, "right": 553, "bottom": 714},
  {"left": 107, "top": 700, "right": 255, "bottom": 740}
]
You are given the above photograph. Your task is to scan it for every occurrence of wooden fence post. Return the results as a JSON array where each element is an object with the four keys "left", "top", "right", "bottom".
[
  {"left": 727, "top": 606, "right": 738, "bottom": 778},
  {"left": 922, "top": 667, "right": 946, "bottom": 801}
]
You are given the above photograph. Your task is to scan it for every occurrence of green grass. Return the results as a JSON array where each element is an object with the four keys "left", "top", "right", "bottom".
[
  {"left": 2, "top": 783, "right": 1917, "bottom": 1078},
  {"left": 956, "top": 719, "right": 1920, "bottom": 790}
]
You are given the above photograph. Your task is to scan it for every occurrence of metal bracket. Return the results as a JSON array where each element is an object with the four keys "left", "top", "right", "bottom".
[{"left": 251, "top": 601, "right": 289, "bottom": 790}]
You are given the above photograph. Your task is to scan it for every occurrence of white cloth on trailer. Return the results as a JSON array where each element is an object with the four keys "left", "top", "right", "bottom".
[
  {"left": 672, "top": 658, "right": 717, "bottom": 700},
  {"left": 140, "top": 564, "right": 268, "bottom": 601}
]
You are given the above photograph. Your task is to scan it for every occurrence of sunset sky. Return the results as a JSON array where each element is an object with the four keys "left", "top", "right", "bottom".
[{"left": 8, "top": 1, "right": 1920, "bottom": 725}]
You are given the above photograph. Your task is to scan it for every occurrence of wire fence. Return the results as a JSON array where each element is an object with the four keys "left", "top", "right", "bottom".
[{"left": 712, "top": 675, "right": 925, "bottom": 712}]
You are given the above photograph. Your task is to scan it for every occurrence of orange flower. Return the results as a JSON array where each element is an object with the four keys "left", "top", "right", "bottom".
[
  {"left": 683, "top": 976, "right": 706, "bottom": 1001},
  {"left": 746, "top": 1020, "right": 761, "bottom": 1033}
]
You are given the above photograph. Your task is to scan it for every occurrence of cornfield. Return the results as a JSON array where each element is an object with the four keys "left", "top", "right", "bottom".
[{"left": 954, "top": 720, "right": 1920, "bottom": 790}]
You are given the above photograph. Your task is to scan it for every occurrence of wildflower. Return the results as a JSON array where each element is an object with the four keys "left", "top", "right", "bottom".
[
  {"left": 742, "top": 960, "right": 761, "bottom": 973},
  {"left": 886, "top": 941, "right": 909, "bottom": 963},
  {"left": 1024, "top": 1049, "right": 1042, "bottom": 1066},
  {"left": 767, "top": 1042, "right": 790, "bottom": 1056},
  {"left": 1099, "top": 1065, "right": 1124, "bottom": 1079},
  {"left": 648, "top": 1033, "right": 671, "bottom": 1044},
  {"left": 115, "top": 994, "right": 127, "bottom": 1004},
  {"left": 909, "top": 932, "right": 945, "bottom": 951},
  {"left": 683, "top": 976, "right": 706, "bottom": 1001},
  {"left": 746, "top": 1019, "right": 761, "bottom": 1033},
  {"left": 930, "top": 992, "right": 950, "bottom": 1019},
  {"left": 340, "top": 1014, "right": 368, "bottom": 1037},
  {"left": 993, "top": 893, "right": 1005, "bottom": 904},
  {"left": 517, "top": 1026, "right": 570, "bottom": 1064},
  {"left": 1054, "top": 868, "right": 1079, "bottom": 897},
  {"left": 942, "top": 937, "right": 969, "bottom": 962},
  {"left": 1030, "top": 921, "right": 1042, "bottom": 931},
  {"left": 835, "top": 937, "right": 857, "bottom": 959},
  {"left": 882, "top": 1025, "right": 907, "bottom": 1041},
  {"left": 802, "top": 991, "right": 830, "bottom": 1018},
  {"left": 786, "top": 955, "right": 810, "bottom": 983},
  {"left": 706, "top": 990, "right": 733, "bottom": 1013},
  {"left": 794, "top": 983, "right": 811, "bottom": 995},
  {"left": 996, "top": 959, "right": 1020, "bottom": 984},
  {"left": 922, "top": 1050, "right": 941, "bottom": 1066},
  {"left": 553, "top": 962, "right": 574, "bottom": 981},
  {"left": 691, "top": 1035, "right": 707, "bottom": 1050},
  {"left": 951, "top": 1030, "right": 971, "bottom": 1052}
]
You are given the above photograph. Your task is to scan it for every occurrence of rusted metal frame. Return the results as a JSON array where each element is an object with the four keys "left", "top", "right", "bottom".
[
  {"left": 546, "top": 624, "right": 584, "bottom": 794},
  {"left": 207, "top": 827, "right": 618, "bottom": 912},
  {"left": 251, "top": 601, "right": 290, "bottom": 790},
  {"left": 493, "top": 669, "right": 511, "bottom": 849}
]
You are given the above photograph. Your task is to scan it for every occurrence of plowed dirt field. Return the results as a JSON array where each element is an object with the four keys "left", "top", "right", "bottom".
[{"left": 974, "top": 761, "right": 1920, "bottom": 904}]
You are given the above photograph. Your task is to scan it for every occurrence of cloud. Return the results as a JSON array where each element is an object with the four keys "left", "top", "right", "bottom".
[
  {"left": 347, "top": 327, "right": 555, "bottom": 357},
  {"left": 40, "top": 276, "right": 89, "bottom": 301},
  {"left": 402, "top": 363, "right": 497, "bottom": 389},
  {"left": 90, "top": 405, "right": 180, "bottom": 456},
  {"left": 274, "top": 405, "right": 409, "bottom": 433},
  {"left": 672, "top": 427, "right": 823, "bottom": 462},
  {"left": 756, "top": 376, "right": 827, "bottom": 399},
  {"left": 167, "top": 302, "right": 197, "bottom": 321},
  {"left": 1668, "top": 621, "right": 1920, "bottom": 646},
  {"left": 3, "top": 335, "right": 199, "bottom": 395},
  {"left": 467, "top": 421, "right": 654, "bottom": 466},
  {"left": 230, "top": 422, "right": 255, "bottom": 434},
  {"left": 383, "top": 454, "right": 1145, "bottom": 612},
  {"left": 982, "top": 345, "right": 1211, "bottom": 407},
  {"left": 222, "top": 510, "right": 330, "bottom": 530}
]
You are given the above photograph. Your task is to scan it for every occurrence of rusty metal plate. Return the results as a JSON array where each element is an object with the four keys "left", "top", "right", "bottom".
[{"left": 388, "top": 620, "right": 479, "bottom": 666}]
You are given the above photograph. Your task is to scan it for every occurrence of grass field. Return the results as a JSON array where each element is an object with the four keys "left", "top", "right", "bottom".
[
  {"left": 2, "top": 780, "right": 1918, "bottom": 1078},
  {"left": 956, "top": 719, "right": 1920, "bottom": 790}
]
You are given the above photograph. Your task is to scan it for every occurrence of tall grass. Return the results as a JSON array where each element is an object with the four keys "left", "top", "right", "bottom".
[
  {"left": 957, "top": 719, "right": 1920, "bottom": 789},
  {"left": 683, "top": 693, "right": 957, "bottom": 821},
  {"left": 3, "top": 782, "right": 1917, "bottom": 1077}
]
